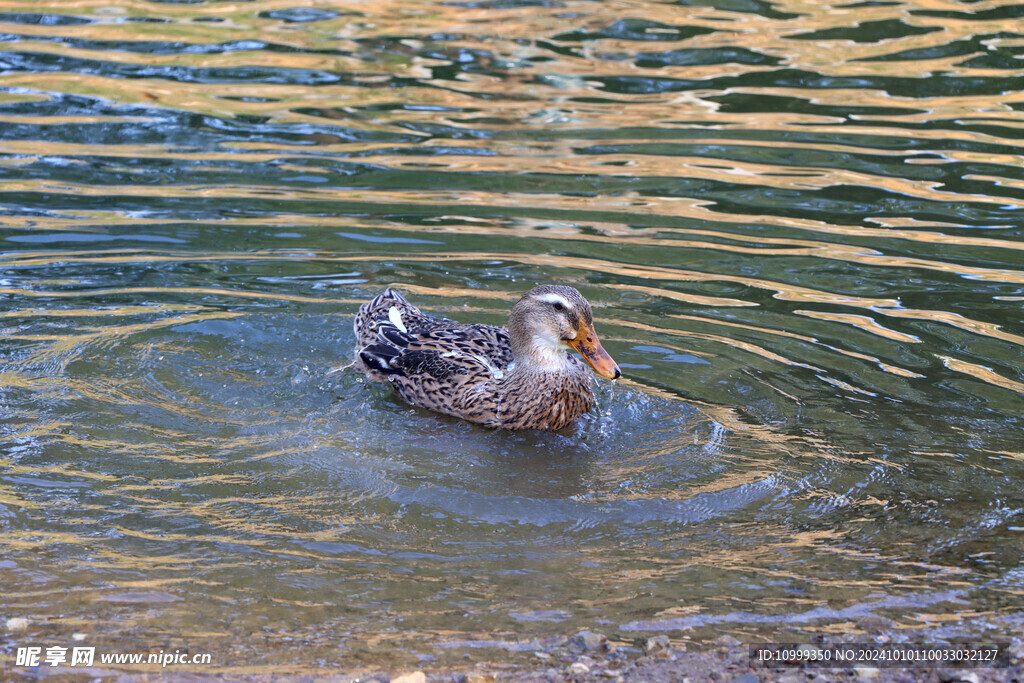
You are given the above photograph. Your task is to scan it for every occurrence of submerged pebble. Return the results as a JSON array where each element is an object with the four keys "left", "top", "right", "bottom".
[
  {"left": 5, "top": 617, "right": 28, "bottom": 631},
  {"left": 580, "top": 630, "right": 609, "bottom": 652},
  {"left": 568, "top": 661, "right": 590, "bottom": 674},
  {"left": 391, "top": 672, "right": 426, "bottom": 683},
  {"left": 645, "top": 635, "right": 672, "bottom": 657}
]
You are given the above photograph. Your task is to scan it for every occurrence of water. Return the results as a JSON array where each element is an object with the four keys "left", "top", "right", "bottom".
[{"left": 1, "top": 0, "right": 1022, "bottom": 675}]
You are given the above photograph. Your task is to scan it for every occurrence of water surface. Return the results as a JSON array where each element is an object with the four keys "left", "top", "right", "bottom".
[{"left": 1, "top": 0, "right": 1022, "bottom": 675}]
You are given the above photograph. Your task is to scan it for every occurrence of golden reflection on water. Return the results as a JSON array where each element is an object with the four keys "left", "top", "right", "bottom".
[{"left": 939, "top": 355, "right": 1024, "bottom": 394}]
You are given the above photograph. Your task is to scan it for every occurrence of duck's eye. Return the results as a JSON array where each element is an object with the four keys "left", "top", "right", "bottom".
[{"left": 552, "top": 301, "right": 564, "bottom": 312}]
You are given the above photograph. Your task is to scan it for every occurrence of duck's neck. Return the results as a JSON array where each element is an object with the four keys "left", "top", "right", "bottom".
[
  {"left": 508, "top": 312, "right": 576, "bottom": 375},
  {"left": 504, "top": 334, "right": 591, "bottom": 399},
  {"left": 509, "top": 336, "right": 575, "bottom": 375}
]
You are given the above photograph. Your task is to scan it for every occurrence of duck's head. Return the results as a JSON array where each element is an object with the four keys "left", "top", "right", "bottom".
[{"left": 508, "top": 285, "right": 621, "bottom": 379}]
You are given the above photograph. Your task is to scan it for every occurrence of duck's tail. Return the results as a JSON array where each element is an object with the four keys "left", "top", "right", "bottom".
[{"left": 353, "top": 288, "right": 418, "bottom": 381}]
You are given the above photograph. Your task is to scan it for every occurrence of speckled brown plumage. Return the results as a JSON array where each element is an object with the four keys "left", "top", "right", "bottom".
[{"left": 353, "top": 285, "right": 620, "bottom": 431}]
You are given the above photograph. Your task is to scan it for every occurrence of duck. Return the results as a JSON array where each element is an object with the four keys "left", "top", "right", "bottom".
[{"left": 353, "top": 285, "right": 621, "bottom": 430}]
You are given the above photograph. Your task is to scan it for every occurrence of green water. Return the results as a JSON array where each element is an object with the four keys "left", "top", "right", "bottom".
[{"left": 1, "top": 0, "right": 1022, "bottom": 676}]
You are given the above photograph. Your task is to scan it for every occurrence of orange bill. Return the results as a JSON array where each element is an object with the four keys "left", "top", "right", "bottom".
[{"left": 568, "top": 322, "right": 621, "bottom": 380}]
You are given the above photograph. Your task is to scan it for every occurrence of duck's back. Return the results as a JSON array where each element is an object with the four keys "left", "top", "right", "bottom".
[{"left": 353, "top": 289, "right": 513, "bottom": 424}]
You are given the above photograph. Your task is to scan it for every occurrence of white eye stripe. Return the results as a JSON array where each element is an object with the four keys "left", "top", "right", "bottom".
[{"left": 537, "top": 292, "right": 573, "bottom": 309}]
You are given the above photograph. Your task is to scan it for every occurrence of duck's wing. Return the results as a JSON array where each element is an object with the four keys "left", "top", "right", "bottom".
[
  {"left": 355, "top": 289, "right": 510, "bottom": 370},
  {"left": 359, "top": 323, "right": 511, "bottom": 382},
  {"left": 358, "top": 316, "right": 512, "bottom": 424}
]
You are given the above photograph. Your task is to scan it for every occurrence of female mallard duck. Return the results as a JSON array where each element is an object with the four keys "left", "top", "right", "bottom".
[{"left": 354, "top": 285, "right": 620, "bottom": 430}]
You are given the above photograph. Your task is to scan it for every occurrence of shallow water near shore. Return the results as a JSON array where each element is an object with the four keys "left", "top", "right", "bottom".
[{"left": 1, "top": 0, "right": 1022, "bottom": 676}]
